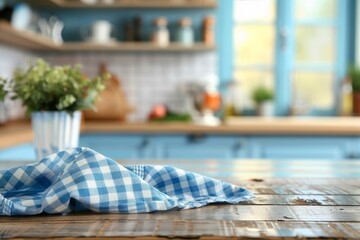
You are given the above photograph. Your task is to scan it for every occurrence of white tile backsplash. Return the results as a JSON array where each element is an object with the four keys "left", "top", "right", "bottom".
[
  {"left": 42, "top": 51, "right": 218, "bottom": 122},
  {"left": 0, "top": 45, "right": 217, "bottom": 122},
  {"left": 0, "top": 45, "right": 36, "bottom": 120}
]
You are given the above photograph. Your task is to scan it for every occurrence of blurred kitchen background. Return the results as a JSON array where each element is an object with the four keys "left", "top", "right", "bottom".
[
  {"left": 1, "top": 0, "right": 360, "bottom": 168},
  {"left": 0, "top": 0, "right": 357, "bottom": 121}
]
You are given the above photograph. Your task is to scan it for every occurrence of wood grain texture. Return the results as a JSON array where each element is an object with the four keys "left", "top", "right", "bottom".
[
  {"left": 0, "top": 21, "right": 215, "bottom": 52},
  {"left": 83, "top": 117, "right": 360, "bottom": 135},
  {"left": 24, "top": 0, "right": 217, "bottom": 8},
  {"left": 0, "top": 121, "right": 33, "bottom": 149},
  {"left": 0, "top": 21, "right": 58, "bottom": 50},
  {"left": 59, "top": 42, "right": 216, "bottom": 52},
  {"left": 0, "top": 160, "right": 359, "bottom": 239}
]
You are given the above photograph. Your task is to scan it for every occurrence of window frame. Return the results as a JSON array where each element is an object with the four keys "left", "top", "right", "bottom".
[{"left": 218, "top": 0, "right": 355, "bottom": 116}]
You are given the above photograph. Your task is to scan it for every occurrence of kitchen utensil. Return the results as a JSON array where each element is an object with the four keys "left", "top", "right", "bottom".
[
  {"left": 37, "top": 17, "right": 51, "bottom": 37},
  {"left": 11, "top": 3, "right": 32, "bottom": 30},
  {"left": 83, "top": 63, "right": 133, "bottom": 121},
  {"left": 0, "top": 1, "right": 13, "bottom": 22},
  {"left": 202, "top": 15, "right": 215, "bottom": 45},
  {"left": 180, "top": 74, "right": 221, "bottom": 126},
  {"left": 81, "top": 20, "right": 115, "bottom": 43},
  {"left": 48, "top": 16, "right": 64, "bottom": 44}
]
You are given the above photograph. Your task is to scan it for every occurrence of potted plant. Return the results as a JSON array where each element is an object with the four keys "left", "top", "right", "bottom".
[
  {"left": 348, "top": 66, "right": 360, "bottom": 116},
  {"left": 252, "top": 86, "right": 274, "bottom": 117},
  {"left": 4, "top": 59, "right": 105, "bottom": 159}
]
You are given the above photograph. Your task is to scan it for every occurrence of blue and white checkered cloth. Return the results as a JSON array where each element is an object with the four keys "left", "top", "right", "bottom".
[{"left": 0, "top": 147, "right": 254, "bottom": 215}]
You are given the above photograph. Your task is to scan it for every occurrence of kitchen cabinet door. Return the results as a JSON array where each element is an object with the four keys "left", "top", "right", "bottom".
[
  {"left": 0, "top": 143, "right": 36, "bottom": 161},
  {"left": 248, "top": 136, "right": 355, "bottom": 160},
  {"left": 149, "top": 135, "right": 247, "bottom": 160},
  {"left": 79, "top": 134, "right": 147, "bottom": 160}
]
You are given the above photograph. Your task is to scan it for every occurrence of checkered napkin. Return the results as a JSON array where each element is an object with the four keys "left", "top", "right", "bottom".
[{"left": 0, "top": 147, "right": 254, "bottom": 216}]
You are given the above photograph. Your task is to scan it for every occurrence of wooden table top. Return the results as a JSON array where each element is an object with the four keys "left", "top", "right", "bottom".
[{"left": 0, "top": 159, "right": 359, "bottom": 239}]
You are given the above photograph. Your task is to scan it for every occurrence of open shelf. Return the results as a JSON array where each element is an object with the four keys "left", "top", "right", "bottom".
[
  {"left": 26, "top": 0, "right": 217, "bottom": 8},
  {"left": 0, "top": 21, "right": 58, "bottom": 50},
  {"left": 0, "top": 21, "right": 215, "bottom": 52},
  {"left": 59, "top": 42, "right": 216, "bottom": 52}
]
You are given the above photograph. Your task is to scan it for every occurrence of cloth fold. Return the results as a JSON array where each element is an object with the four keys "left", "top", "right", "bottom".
[{"left": 0, "top": 147, "right": 254, "bottom": 216}]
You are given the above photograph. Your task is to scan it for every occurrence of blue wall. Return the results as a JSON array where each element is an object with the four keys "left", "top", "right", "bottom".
[{"left": 37, "top": 8, "right": 216, "bottom": 42}]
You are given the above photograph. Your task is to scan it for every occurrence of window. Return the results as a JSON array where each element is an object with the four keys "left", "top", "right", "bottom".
[{"left": 229, "top": 0, "right": 352, "bottom": 115}]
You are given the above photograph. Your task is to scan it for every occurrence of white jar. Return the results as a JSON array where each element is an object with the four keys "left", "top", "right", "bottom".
[{"left": 152, "top": 17, "right": 170, "bottom": 47}]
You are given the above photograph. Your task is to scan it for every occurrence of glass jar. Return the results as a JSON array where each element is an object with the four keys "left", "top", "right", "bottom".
[
  {"left": 152, "top": 17, "right": 169, "bottom": 47},
  {"left": 176, "top": 17, "right": 194, "bottom": 46}
]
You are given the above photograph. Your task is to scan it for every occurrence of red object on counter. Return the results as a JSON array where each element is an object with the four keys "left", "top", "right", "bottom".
[
  {"left": 203, "top": 92, "right": 221, "bottom": 111},
  {"left": 148, "top": 105, "right": 167, "bottom": 120}
]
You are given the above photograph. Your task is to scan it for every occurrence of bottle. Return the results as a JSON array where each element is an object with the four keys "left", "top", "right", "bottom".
[
  {"left": 123, "top": 21, "right": 134, "bottom": 42},
  {"left": 152, "top": 17, "right": 170, "bottom": 47},
  {"left": 133, "top": 16, "right": 143, "bottom": 42},
  {"left": 340, "top": 77, "right": 353, "bottom": 116},
  {"left": 202, "top": 75, "right": 221, "bottom": 112},
  {"left": 202, "top": 15, "right": 215, "bottom": 45},
  {"left": 176, "top": 17, "right": 194, "bottom": 46}
]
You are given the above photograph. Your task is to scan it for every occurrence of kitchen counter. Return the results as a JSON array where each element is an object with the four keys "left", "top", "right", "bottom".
[
  {"left": 85, "top": 117, "right": 360, "bottom": 135},
  {"left": 1, "top": 117, "right": 360, "bottom": 149},
  {"left": 1, "top": 159, "right": 359, "bottom": 239}
]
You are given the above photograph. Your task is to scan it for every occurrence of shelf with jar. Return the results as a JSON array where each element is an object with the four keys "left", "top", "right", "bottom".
[
  {"left": 24, "top": 0, "right": 217, "bottom": 9},
  {"left": 1, "top": 0, "right": 217, "bottom": 52},
  {"left": 0, "top": 20, "right": 216, "bottom": 52}
]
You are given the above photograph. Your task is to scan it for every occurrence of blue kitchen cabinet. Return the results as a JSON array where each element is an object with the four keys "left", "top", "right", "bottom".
[
  {"left": 78, "top": 134, "right": 247, "bottom": 160},
  {"left": 0, "top": 143, "right": 35, "bottom": 161},
  {"left": 79, "top": 134, "right": 148, "bottom": 160},
  {"left": 247, "top": 136, "right": 358, "bottom": 160},
  {"left": 147, "top": 135, "right": 247, "bottom": 160},
  {"left": 1, "top": 134, "right": 360, "bottom": 161}
]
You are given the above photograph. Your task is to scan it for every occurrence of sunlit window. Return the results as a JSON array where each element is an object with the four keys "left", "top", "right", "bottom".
[
  {"left": 233, "top": 0, "right": 275, "bottom": 109},
  {"left": 233, "top": 0, "right": 341, "bottom": 114}
]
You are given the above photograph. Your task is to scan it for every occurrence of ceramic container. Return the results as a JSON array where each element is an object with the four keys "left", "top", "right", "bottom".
[{"left": 31, "top": 111, "right": 81, "bottom": 160}]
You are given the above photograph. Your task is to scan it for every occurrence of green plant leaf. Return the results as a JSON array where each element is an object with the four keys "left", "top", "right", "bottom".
[
  {"left": 252, "top": 86, "right": 274, "bottom": 104},
  {"left": 9, "top": 58, "right": 106, "bottom": 115},
  {"left": 348, "top": 66, "right": 360, "bottom": 92}
]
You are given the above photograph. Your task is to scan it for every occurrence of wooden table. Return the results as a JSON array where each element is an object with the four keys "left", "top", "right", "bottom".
[{"left": 1, "top": 159, "right": 359, "bottom": 239}]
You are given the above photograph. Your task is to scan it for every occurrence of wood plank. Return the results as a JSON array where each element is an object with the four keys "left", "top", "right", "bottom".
[
  {"left": 241, "top": 184, "right": 360, "bottom": 195},
  {"left": 1, "top": 206, "right": 359, "bottom": 223},
  {"left": 27, "top": 0, "right": 217, "bottom": 8},
  {"left": 245, "top": 195, "right": 360, "bottom": 206},
  {"left": 0, "top": 220, "right": 359, "bottom": 239},
  {"left": 58, "top": 42, "right": 216, "bottom": 52},
  {"left": 0, "top": 125, "right": 33, "bottom": 150},
  {"left": 0, "top": 21, "right": 58, "bottom": 50},
  {"left": 82, "top": 117, "right": 360, "bottom": 135},
  {"left": 226, "top": 116, "right": 360, "bottom": 135}
]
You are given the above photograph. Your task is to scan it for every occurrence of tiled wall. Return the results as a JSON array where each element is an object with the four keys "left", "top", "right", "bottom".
[
  {"left": 0, "top": 45, "right": 35, "bottom": 119},
  {"left": 0, "top": 45, "right": 217, "bottom": 121},
  {"left": 41, "top": 52, "right": 218, "bottom": 121}
]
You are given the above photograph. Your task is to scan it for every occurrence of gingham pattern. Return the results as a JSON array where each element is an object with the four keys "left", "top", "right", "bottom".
[{"left": 0, "top": 147, "right": 254, "bottom": 216}]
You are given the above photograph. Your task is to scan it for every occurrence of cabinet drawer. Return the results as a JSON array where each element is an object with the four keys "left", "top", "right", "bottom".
[
  {"left": 150, "top": 135, "right": 246, "bottom": 160},
  {"left": 80, "top": 134, "right": 146, "bottom": 160},
  {"left": 248, "top": 137, "right": 354, "bottom": 160}
]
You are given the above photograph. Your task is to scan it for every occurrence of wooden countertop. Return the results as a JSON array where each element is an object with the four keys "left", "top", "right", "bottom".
[
  {"left": 1, "top": 159, "right": 359, "bottom": 239},
  {"left": 84, "top": 117, "right": 360, "bottom": 135},
  {"left": 1, "top": 117, "right": 360, "bottom": 149}
]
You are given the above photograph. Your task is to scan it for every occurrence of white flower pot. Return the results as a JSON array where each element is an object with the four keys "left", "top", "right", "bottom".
[
  {"left": 257, "top": 101, "right": 274, "bottom": 117},
  {"left": 31, "top": 111, "right": 82, "bottom": 160}
]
